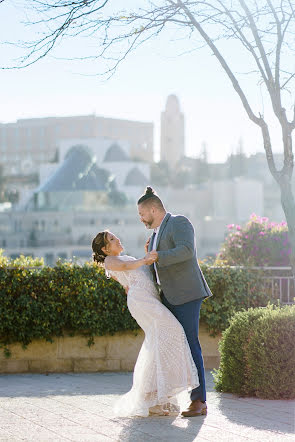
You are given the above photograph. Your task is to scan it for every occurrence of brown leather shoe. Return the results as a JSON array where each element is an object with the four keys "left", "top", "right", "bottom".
[{"left": 181, "top": 400, "right": 207, "bottom": 417}]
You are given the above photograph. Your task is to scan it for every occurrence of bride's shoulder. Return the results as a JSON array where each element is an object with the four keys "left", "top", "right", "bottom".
[
  {"left": 120, "top": 254, "right": 136, "bottom": 261},
  {"left": 104, "top": 255, "right": 135, "bottom": 266}
]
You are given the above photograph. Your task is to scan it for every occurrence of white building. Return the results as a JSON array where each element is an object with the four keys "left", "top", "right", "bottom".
[{"left": 160, "top": 95, "right": 185, "bottom": 169}]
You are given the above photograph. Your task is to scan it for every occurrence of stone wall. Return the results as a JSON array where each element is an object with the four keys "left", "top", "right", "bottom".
[{"left": 0, "top": 325, "right": 220, "bottom": 373}]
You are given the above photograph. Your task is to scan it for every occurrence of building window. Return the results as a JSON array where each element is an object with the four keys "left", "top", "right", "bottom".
[
  {"left": 14, "top": 127, "right": 19, "bottom": 150},
  {"left": 45, "top": 253, "right": 54, "bottom": 266}
]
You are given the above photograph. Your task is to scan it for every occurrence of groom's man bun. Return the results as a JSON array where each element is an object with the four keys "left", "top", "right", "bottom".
[{"left": 137, "top": 186, "right": 165, "bottom": 210}]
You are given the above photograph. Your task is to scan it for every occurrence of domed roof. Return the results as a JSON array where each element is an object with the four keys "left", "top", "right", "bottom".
[
  {"left": 124, "top": 167, "right": 149, "bottom": 186},
  {"left": 166, "top": 94, "right": 180, "bottom": 113},
  {"left": 38, "top": 145, "right": 109, "bottom": 192},
  {"left": 103, "top": 142, "right": 130, "bottom": 162},
  {"left": 76, "top": 164, "right": 111, "bottom": 191}
]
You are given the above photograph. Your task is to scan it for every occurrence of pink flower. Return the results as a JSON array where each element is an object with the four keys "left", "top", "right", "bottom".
[
  {"left": 236, "top": 225, "right": 241, "bottom": 231},
  {"left": 227, "top": 224, "right": 235, "bottom": 230},
  {"left": 259, "top": 232, "right": 265, "bottom": 236}
]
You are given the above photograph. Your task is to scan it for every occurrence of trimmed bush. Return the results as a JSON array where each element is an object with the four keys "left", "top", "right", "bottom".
[
  {"left": 214, "top": 305, "right": 295, "bottom": 399},
  {"left": 216, "top": 213, "right": 290, "bottom": 266},
  {"left": 0, "top": 259, "right": 137, "bottom": 357},
  {"left": 0, "top": 253, "right": 274, "bottom": 356},
  {"left": 200, "top": 264, "right": 273, "bottom": 336}
]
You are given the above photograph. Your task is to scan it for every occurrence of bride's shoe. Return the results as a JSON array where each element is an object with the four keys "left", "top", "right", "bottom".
[{"left": 149, "top": 405, "right": 169, "bottom": 416}]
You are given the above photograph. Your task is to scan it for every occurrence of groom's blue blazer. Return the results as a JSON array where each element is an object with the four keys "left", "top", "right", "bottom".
[{"left": 148, "top": 212, "right": 213, "bottom": 305}]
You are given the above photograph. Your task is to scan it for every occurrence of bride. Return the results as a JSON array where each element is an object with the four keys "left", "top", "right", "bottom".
[{"left": 92, "top": 231, "right": 199, "bottom": 417}]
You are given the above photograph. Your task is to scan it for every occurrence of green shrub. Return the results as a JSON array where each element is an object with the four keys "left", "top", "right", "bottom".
[
  {"left": 200, "top": 264, "right": 273, "bottom": 336},
  {"left": 0, "top": 260, "right": 138, "bottom": 357},
  {"left": 214, "top": 305, "right": 295, "bottom": 399},
  {"left": 0, "top": 249, "right": 43, "bottom": 267},
  {"left": 0, "top": 257, "right": 274, "bottom": 356}
]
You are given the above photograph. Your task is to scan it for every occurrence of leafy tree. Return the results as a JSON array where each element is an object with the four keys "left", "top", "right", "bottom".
[{"left": 3, "top": 1, "right": 295, "bottom": 272}]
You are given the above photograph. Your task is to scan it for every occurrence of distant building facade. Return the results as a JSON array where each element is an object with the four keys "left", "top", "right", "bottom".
[
  {"left": 0, "top": 114, "right": 154, "bottom": 175},
  {"left": 0, "top": 177, "right": 263, "bottom": 265},
  {"left": 160, "top": 95, "right": 185, "bottom": 168}
]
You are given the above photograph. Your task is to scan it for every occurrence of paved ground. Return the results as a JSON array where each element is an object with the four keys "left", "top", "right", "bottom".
[{"left": 0, "top": 370, "right": 294, "bottom": 441}]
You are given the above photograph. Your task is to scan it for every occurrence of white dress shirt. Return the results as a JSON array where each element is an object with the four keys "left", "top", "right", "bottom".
[{"left": 151, "top": 217, "right": 165, "bottom": 285}]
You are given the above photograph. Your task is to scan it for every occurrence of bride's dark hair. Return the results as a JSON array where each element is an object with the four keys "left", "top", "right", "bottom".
[{"left": 92, "top": 231, "right": 109, "bottom": 264}]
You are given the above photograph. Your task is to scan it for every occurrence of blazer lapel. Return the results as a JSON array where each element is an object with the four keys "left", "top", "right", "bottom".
[
  {"left": 148, "top": 231, "right": 156, "bottom": 252},
  {"left": 156, "top": 212, "right": 171, "bottom": 249}
]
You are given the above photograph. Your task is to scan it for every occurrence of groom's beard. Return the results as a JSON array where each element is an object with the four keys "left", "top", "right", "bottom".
[{"left": 143, "top": 217, "right": 154, "bottom": 229}]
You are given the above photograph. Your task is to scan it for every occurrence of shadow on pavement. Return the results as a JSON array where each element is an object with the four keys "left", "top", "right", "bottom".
[
  {"left": 217, "top": 393, "right": 295, "bottom": 435},
  {"left": 115, "top": 415, "right": 205, "bottom": 442}
]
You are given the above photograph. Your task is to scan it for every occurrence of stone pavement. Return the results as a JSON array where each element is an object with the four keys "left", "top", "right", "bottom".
[{"left": 0, "top": 370, "right": 294, "bottom": 441}]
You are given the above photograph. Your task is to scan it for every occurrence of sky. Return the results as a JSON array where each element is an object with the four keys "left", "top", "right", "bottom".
[{"left": 0, "top": 1, "right": 289, "bottom": 163}]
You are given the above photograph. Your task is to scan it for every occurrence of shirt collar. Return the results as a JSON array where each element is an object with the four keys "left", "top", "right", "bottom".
[{"left": 153, "top": 213, "right": 166, "bottom": 233}]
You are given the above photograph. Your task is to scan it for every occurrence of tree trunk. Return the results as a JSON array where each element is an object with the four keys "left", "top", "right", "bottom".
[{"left": 279, "top": 177, "right": 295, "bottom": 275}]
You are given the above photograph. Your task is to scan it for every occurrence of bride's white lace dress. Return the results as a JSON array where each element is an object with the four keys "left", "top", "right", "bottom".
[{"left": 106, "top": 255, "right": 199, "bottom": 417}]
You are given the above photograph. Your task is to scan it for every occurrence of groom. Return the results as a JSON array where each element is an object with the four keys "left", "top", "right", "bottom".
[{"left": 137, "top": 186, "right": 213, "bottom": 417}]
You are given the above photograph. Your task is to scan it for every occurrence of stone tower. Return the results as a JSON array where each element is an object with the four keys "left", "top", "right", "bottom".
[{"left": 160, "top": 95, "right": 185, "bottom": 169}]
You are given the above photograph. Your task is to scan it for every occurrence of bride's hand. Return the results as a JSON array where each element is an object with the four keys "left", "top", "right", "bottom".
[
  {"left": 144, "top": 251, "right": 158, "bottom": 265},
  {"left": 144, "top": 238, "right": 150, "bottom": 253}
]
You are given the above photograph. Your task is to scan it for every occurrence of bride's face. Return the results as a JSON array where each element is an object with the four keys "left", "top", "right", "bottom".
[{"left": 103, "top": 232, "right": 123, "bottom": 256}]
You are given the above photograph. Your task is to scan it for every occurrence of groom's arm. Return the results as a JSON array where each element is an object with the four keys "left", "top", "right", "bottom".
[{"left": 156, "top": 216, "right": 195, "bottom": 267}]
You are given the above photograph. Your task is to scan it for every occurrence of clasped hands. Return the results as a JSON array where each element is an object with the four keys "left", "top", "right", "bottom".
[{"left": 144, "top": 251, "right": 158, "bottom": 265}]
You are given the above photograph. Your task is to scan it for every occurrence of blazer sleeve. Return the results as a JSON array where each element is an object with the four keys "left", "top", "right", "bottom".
[{"left": 156, "top": 216, "right": 195, "bottom": 267}]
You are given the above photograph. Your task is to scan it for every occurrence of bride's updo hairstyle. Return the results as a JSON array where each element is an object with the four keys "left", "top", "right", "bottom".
[
  {"left": 137, "top": 186, "right": 165, "bottom": 210},
  {"left": 92, "top": 231, "right": 109, "bottom": 264}
]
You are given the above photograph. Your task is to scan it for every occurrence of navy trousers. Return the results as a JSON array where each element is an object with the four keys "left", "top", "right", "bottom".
[{"left": 160, "top": 291, "right": 206, "bottom": 402}]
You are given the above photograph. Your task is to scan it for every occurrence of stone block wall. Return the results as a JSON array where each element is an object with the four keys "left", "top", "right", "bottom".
[{"left": 0, "top": 325, "right": 220, "bottom": 373}]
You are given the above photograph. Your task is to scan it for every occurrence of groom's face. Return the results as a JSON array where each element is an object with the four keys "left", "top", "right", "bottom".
[{"left": 138, "top": 203, "right": 155, "bottom": 229}]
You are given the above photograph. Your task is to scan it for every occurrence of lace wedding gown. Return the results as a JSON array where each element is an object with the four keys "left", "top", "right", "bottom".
[{"left": 106, "top": 255, "right": 199, "bottom": 417}]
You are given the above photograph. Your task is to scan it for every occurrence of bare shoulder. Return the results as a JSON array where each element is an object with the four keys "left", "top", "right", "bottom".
[
  {"left": 104, "top": 255, "right": 123, "bottom": 271},
  {"left": 104, "top": 255, "right": 135, "bottom": 271}
]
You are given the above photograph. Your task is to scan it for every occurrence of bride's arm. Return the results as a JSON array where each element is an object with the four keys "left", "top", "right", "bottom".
[{"left": 105, "top": 254, "right": 154, "bottom": 271}]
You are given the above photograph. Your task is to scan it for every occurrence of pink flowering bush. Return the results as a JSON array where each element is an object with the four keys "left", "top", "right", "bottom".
[{"left": 216, "top": 214, "right": 290, "bottom": 267}]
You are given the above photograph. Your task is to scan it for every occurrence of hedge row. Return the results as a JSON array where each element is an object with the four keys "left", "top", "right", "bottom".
[
  {"left": 0, "top": 259, "right": 274, "bottom": 357},
  {"left": 213, "top": 305, "right": 295, "bottom": 399}
]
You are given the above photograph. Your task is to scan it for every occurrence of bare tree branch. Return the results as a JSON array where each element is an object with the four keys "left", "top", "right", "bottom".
[
  {"left": 2, "top": 0, "right": 295, "bottom": 270},
  {"left": 175, "top": 1, "right": 262, "bottom": 126}
]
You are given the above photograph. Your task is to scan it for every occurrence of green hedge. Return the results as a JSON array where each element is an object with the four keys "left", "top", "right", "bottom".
[
  {"left": 0, "top": 261, "right": 137, "bottom": 357},
  {"left": 200, "top": 264, "right": 272, "bottom": 336},
  {"left": 213, "top": 305, "right": 295, "bottom": 399},
  {"left": 0, "top": 257, "right": 274, "bottom": 357}
]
